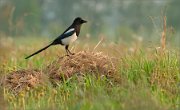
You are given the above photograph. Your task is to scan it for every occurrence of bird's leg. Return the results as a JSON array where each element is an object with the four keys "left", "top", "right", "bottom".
[
  {"left": 68, "top": 49, "right": 75, "bottom": 55},
  {"left": 65, "top": 45, "right": 74, "bottom": 55},
  {"left": 65, "top": 45, "right": 70, "bottom": 56}
]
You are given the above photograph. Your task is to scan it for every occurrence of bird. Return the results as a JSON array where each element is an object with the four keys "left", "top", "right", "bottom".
[{"left": 25, "top": 17, "right": 87, "bottom": 59}]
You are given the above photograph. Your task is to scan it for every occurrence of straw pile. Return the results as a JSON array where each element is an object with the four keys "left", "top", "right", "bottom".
[
  {"left": 45, "top": 51, "right": 116, "bottom": 83},
  {"left": 1, "top": 51, "right": 117, "bottom": 93},
  {"left": 1, "top": 69, "right": 45, "bottom": 94}
]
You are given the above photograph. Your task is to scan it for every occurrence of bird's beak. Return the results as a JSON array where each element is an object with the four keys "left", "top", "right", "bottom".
[{"left": 82, "top": 20, "right": 87, "bottom": 23}]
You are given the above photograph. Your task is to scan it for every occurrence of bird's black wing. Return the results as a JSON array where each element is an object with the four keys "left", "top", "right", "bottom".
[
  {"left": 52, "top": 28, "right": 75, "bottom": 45},
  {"left": 60, "top": 28, "right": 75, "bottom": 39}
]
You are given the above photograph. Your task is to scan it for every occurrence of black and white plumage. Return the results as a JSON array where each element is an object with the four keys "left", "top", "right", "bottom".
[{"left": 25, "top": 17, "right": 87, "bottom": 59}]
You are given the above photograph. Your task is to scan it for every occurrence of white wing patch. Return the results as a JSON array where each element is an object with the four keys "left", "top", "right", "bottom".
[
  {"left": 64, "top": 28, "right": 75, "bottom": 34},
  {"left": 62, "top": 33, "right": 77, "bottom": 45}
]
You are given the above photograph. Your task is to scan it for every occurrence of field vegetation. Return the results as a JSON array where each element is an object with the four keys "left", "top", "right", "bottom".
[
  {"left": 0, "top": 29, "right": 179, "bottom": 110},
  {"left": 0, "top": 1, "right": 180, "bottom": 109}
]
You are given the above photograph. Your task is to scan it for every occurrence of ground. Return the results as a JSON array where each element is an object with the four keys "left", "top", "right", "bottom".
[{"left": 0, "top": 36, "right": 179, "bottom": 110}]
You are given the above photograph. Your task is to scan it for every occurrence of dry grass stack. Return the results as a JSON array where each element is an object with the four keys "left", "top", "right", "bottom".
[
  {"left": 45, "top": 51, "right": 117, "bottom": 84},
  {"left": 1, "top": 69, "right": 45, "bottom": 94},
  {"left": 1, "top": 51, "right": 118, "bottom": 94}
]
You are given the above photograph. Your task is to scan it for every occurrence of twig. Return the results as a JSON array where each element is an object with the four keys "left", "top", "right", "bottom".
[
  {"left": 161, "top": 16, "right": 166, "bottom": 51},
  {"left": 93, "top": 37, "right": 104, "bottom": 52}
]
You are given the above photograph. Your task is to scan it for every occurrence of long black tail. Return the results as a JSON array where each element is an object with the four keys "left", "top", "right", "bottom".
[{"left": 25, "top": 43, "right": 52, "bottom": 59}]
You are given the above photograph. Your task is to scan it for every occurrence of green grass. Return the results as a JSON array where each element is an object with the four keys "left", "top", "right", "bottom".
[{"left": 0, "top": 37, "right": 180, "bottom": 110}]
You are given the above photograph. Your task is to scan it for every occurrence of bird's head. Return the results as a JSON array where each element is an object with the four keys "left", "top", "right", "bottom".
[{"left": 73, "top": 17, "right": 87, "bottom": 25}]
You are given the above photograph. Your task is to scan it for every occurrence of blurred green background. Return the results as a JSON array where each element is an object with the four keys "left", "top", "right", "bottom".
[{"left": 0, "top": 0, "right": 179, "bottom": 46}]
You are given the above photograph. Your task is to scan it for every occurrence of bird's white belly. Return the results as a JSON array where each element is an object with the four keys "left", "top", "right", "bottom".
[{"left": 62, "top": 33, "right": 77, "bottom": 45}]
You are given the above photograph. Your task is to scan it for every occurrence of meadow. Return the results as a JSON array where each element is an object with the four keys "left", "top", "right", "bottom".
[
  {"left": 0, "top": 31, "right": 179, "bottom": 110},
  {"left": 0, "top": 0, "right": 180, "bottom": 109}
]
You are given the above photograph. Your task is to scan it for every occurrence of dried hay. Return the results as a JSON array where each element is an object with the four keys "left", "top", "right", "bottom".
[
  {"left": 45, "top": 51, "right": 117, "bottom": 83},
  {"left": 1, "top": 69, "right": 45, "bottom": 94},
  {"left": 1, "top": 51, "right": 118, "bottom": 94}
]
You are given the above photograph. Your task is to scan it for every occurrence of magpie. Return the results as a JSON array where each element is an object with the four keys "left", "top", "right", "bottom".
[{"left": 25, "top": 17, "right": 87, "bottom": 59}]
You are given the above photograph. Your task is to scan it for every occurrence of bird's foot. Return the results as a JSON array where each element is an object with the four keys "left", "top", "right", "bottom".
[
  {"left": 66, "top": 54, "right": 70, "bottom": 57},
  {"left": 71, "top": 53, "right": 75, "bottom": 55},
  {"left": 66, "top": 52, "right": 75, "bottom": 57}
]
